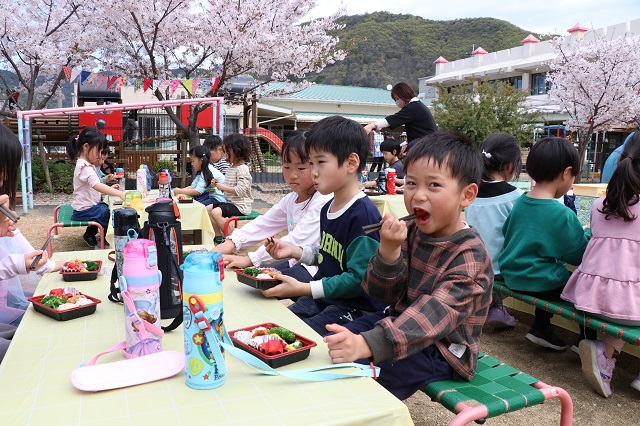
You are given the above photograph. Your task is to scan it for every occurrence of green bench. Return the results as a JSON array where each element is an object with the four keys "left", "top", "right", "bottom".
[
  {"left": 424, "top": 352, "right": 573, "bottom": 425},
  {"left": 223, "top": 210, "right": 262, "bottom": 237},
  {"left": 46, "top": 204, "right": 105, "bottom": 255},
  {"left": 494, "top": 282, "right": 640, "bottom": 347}
]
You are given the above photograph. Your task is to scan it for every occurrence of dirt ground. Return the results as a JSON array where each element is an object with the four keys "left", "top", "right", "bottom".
[{"left": 15, "top": 200, "right": 640, "bottom": 425}]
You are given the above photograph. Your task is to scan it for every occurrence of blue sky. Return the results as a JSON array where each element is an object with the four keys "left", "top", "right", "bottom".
[{"left": 309, "top": 0, "right": 640, "bottom": 35}]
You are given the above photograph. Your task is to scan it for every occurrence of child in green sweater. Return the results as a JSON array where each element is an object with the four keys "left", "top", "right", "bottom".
[{"left": 499, "top": 136, "right": 589, "bottom": 350}]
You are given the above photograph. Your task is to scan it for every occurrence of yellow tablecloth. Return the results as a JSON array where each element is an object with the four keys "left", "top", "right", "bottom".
[
  {"left": 368, "top": 193, "right": 409, "bottom": 219},
  {"left": 0, "top": 249, "right": 413, "bottom": 426},
  {"left": 105, "top": 191, "right": 215, "bottom": 245}
]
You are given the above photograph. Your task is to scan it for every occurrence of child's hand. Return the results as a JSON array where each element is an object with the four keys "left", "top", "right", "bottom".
[
  {"left": 0, "top": 195, "right": 16, "bottom": 237},
  {"left": 223, "top": 254, "right": 252, "bottom": 269},
  {"left": 24, "top": 250, "right": 48, "bottom": 271},
  {"left": 211, "top": 178, "right": 218, "bottom": 187},
  {"left": 324, "top": 324, "right": 373, "bottom": 363},
  {"left": 377, "top": 213, "right": 407, "bottom": 263},
  {"left": 211, "top": 239, "right": 235, "bottom": 254},
  {"left": 111, "top": 183, "right": 120, "bottom": 190},
  {"left": 265, "top": 238, "right": 300, "bottom": 260},
  {"left": 117, "top": 190, "right": 126, "bottom": 200},
  {"left": 261, "top": 274, "right": 311, "bottom": 298}
]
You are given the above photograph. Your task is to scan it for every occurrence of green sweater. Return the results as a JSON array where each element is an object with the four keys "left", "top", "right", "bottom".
[{"left": 498, "top": 195, "right": 589, "bottom": 292}]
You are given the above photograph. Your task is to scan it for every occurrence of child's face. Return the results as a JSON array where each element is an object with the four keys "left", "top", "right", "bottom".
[
  {"left": 224, "top": 147, "right": 236, "bottom": 164},
  {"left": 190, "top": 154, "right": 203, "bottom": 172},
  {"left": 210, "top": 146, "right": 224, "bottom": 163},
  {"left": 84, "top": 144, "right": 102, "bottom": 166},
  {"left": 382, "top": 150, "right": 396, "bottom": 164},
  {"left": 403, "top": 157, "right": 477, "bottom": 238},
  {"left": 282, "top": 151, "right": 314, "bottom": 196},
  {"left": 309, "top": 148, "right": 351, "bottom": 195}
]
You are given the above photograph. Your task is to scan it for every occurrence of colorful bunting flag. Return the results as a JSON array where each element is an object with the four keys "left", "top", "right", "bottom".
[
  {"left": 80, "top": 71, "right": 91, "bottom": 85},
  {"left": 106, "top": 75, "right": 119, "bottom": 90},
  {"left": 95, "top": 74, "right": 107, "bottom": 89},
  {"left": 159, "top": 80, "right": 170, "bottom": 93},
  {"left": 133, "top": 78, "right": 142, "bottom": 92},
  {"left": 62, "top": 66, "right": 73, "bottom": 82},
  {"left": 192, "top": 78, "right": 202, "bottom": 95},
  {"left": 115, "top": 77, "right": 127, "bottom": 92},
  {"left": 85, "top": 72, "right": 97, "bottom": 85},
  {"left": 152, "top": 79, "right": 161, "bottom": 93},
  {"left": 143, "top": 79, "right": 153, "bottom": 92},
  {"left": 170, "top": 79, "right": 181, "bottom": 96},
  {"left": 182, "top": 79, "right": 193, "bottom": 94},
  {"left": 70, "top": 67, "right": 82, "bottom": 83},
  {"left": 211, "top": 77, "right": 221, "bottom": 94}
]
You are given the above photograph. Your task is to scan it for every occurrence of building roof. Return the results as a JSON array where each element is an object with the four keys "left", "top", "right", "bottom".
[
  {"left": 261, "top": 82, "right": 395, "bottom": 105},
  {"left": 295, "top": 111, "right": 388, "bottom": 124}
]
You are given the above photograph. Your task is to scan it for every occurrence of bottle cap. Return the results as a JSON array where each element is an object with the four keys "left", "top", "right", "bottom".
[{"left": 181, "top": 251, "right": 223, "bottom": 274}]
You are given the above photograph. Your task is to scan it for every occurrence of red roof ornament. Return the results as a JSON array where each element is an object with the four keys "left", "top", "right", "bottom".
[
  {"left": 567, "top": 22, "right": 589, "bottom": 33},
  {"left": 434, "top": 56, "right": 448, "bottom": 64},
  {"left": 521, "top": 34, "right": 540, "bottom": 44},
  {"left": 472, "top": 47, "right": 488, "bottom": 55}
]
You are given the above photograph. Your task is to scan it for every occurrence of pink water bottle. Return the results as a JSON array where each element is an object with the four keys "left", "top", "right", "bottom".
[
  {"left": 120, "top": 239, "right": 163, "bottom": 357},
  {"left": 386, "top": 168, "right": 397, "bottom": 195}
]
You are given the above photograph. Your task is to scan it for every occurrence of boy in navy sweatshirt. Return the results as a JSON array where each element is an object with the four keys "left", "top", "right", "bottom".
[{"left": 265, "top": 116, "right": 384, "bottom": 336}]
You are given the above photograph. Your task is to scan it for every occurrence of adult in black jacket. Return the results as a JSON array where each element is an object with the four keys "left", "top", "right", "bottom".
[{"left": 364, "top": 82, "right": 437, "bottom": 150}]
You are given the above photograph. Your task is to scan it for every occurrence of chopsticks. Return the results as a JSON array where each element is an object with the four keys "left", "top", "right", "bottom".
[
  {"left": 0, "top": 204, "right": 19, "bottom": 222},
  {"left": 362, "top": 214, "right": 416, "bottom": 235}
]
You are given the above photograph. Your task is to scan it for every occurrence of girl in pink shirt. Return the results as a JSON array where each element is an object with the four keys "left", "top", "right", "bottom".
[{"left": 68, "top": 128, "right": 125, "bottom": 247}]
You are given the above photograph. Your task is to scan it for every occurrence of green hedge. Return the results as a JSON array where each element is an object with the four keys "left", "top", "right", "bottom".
[{"left": 28, "top": 158, "right": 75, "bottom": 194}]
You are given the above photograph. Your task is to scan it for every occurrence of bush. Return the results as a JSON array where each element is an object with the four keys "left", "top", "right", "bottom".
[
  {"left": 29, "top": 158, "right": 75, "bottom": 193},
  {"left": 151, "top": 159, "right": 176, "bottom": 173}
]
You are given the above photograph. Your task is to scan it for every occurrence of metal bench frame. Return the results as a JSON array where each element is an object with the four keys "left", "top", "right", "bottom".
[{"left": 46, "top": 204, "right": 105, "bottom": 256}]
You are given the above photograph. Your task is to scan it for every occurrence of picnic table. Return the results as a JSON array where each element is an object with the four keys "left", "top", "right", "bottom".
[
  {"left": 368, "top": 193, "right": 409, "bottom": 219},
  {"left": 0, "top": 248, "right": 413, "bottom": 426},
  {"left": 105, "top": 190, "right": 215, "bottom": 245}
]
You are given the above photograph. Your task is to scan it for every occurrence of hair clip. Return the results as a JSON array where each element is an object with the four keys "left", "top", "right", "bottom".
[
  {"left": 628, "top": 155, "right": 635, "bottom": 161},
  {"left": 74, "top": 135, "right": 79, "bottom": 142},
  {"left": 482, "top": 150, "right": 492, "bottom": 159}
]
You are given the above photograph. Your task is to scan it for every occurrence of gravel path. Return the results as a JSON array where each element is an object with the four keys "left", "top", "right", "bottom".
[{"left": 14, "top": 190, "right": 640, "bottom": 425}]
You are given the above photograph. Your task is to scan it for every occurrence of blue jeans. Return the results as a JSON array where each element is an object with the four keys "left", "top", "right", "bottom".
[
  {"left": 71, "top": 202, "right": 110, "bottom": 236},
  {"left": 345, "top": 312, "right": 454, "bottom": 400}
]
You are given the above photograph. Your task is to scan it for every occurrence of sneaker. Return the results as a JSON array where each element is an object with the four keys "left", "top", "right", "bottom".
[
  {"left": 571, "top": 336, "right": 583, "bottom": 355},
  {"left": 631, "top": 374, "right": 640, "bottom": 392},
  {"left": 486, "top": 304, "right": 516, "bottom": 329},
  {"left": 213, "top": 236, "right": 225, "bottom": 246},
  {"left": 525, "top": 326, "right": 567, "bottom": 350},
  {"left": 579, "top": 339, "right": 615, "bottom": 397},
  {"left": 83, "top": 233, "right": 98, "bottom": 248}
]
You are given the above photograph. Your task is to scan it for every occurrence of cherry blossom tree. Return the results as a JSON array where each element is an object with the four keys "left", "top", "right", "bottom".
[
  {"left": 547, "top": 31, "right": 640, "bottom": 182},
  {"left": 0, "top": 0, "right": 100, "bottom": 116},
  {"left": 96, "top": 0, "right": 345, "bottom": 147}
]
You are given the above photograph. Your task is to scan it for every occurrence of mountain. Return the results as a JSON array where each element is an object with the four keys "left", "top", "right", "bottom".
[{"left": 311, "top": 13, "right": 547, "bottom": 90}]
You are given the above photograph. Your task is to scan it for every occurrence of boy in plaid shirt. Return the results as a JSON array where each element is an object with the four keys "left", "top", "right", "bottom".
[{"left": 324, "top": 132, "right": 493, "bottom": 399}]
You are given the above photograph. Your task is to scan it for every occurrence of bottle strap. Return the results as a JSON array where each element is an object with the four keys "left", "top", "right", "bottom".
[{"left": 194, "top": 312, "right": 380, "bottom": 382}]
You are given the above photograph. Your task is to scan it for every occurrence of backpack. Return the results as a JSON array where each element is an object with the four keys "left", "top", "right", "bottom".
[{"left": 141, "top": 200, "right": 184, "bottom": 331}]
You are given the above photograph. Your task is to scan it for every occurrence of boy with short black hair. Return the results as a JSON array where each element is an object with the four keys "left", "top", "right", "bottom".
[
  {"left": 324, "top": 132, "right": 493, "bottom": 400},
  {"left": 203, "top": 134, "right": 230, "bottom": 175},
  {"left": 499, "top": 136, "right": 590, "bottom": 351},
  {"left": 363, "top": 138, "right": 405, "bottom": 189},
  {"left": 265, "top": 116, "right": 385, "bottom": 336}
]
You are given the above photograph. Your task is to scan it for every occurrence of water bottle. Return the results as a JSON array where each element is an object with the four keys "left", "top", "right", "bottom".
[
  {"left": 120, "top": 239, "right": 162, "bottom": 357},
  {"left": 115, "top": 167, "right": 126, "bottom": 189},
  {"left": 181, "top": 251, "right": 227, "bottom": 390},
  {"left": 112, "top": 208, "right": 141, "bottom": 277},
  {"left": 386, "top": 168, "right": 397, "bottom": 195},
  {"left": 377, "top": 171, "right": 387, "bottom": 194},
  {"left": 158, "top": 171, "right": 170, "bottom": 199},
  {"left": 136, "top": 165, "right": 148, "bottom": 197}
]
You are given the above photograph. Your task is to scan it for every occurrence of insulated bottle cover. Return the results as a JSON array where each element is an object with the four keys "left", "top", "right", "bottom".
[{"left": 181, "top": 251, "right": 227, "bottom": 389}]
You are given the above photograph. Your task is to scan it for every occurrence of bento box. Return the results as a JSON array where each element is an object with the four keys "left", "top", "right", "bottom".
[
  {"left": 59, "top": 260, "right": 102, "bottom": 282},
  {"left": 234, "top": 268, "right": 281, "bottom": 290},
  {"left": 28, "top": 294, "right": 101, "bottom": 321},
  {"left": 229, "top": 322, "right": 316, "bottom": 368}
]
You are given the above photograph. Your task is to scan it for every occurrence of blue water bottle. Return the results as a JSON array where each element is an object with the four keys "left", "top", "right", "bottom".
[{"left": 181, "top": 251, "right": 227, "bottom": 390}]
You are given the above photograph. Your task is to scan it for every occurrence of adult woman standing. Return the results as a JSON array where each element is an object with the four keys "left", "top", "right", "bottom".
[{"left": 364, "top": 82, "right": 437, "bottom": 150}]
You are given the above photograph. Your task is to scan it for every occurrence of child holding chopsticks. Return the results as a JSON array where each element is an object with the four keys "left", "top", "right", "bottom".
[{"left": 0, "top": 124, "right": 63, "bottom": 327}]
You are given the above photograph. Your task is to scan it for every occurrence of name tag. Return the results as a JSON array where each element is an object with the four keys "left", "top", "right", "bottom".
[{"left": 448, "top": 343, "right": 466, "bottom": 359}]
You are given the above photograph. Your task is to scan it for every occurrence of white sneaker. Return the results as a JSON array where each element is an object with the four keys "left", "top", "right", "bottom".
[{"left": 631, "top": 374, "right": 640, "bottom": 392}]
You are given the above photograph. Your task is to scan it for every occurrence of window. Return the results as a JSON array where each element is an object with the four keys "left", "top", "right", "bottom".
[
  {"left": 499, "top": 76, "right": 522, "bottom": 91},
  {"left": 531, "top": 73, "right": 549, "bottom": 95}
]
